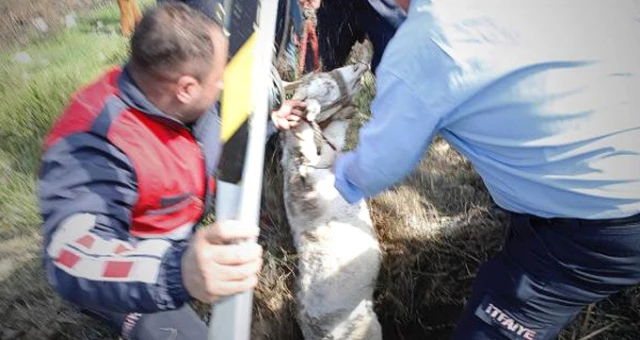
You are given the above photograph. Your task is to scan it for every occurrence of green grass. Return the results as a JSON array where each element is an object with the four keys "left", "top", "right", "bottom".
[
  {"left": 0, "top": 2, "right": 150, "bottom": 338},
  {"left": 0, "top": 3, "right": 139, "bottom": 239}
]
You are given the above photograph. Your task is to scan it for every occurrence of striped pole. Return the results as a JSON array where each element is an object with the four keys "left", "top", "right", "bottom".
[{"left": 208, "top": 0, "right": 279, "bottom": 339}]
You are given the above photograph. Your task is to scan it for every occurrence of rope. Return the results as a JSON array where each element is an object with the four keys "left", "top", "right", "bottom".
[{"left": 292, "top": 110, "right": 338, "bottom": 152}]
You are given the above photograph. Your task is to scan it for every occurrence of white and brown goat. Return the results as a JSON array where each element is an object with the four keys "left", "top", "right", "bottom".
[{"left": 281, "top": 64, "right": 382, "bottom": 340}]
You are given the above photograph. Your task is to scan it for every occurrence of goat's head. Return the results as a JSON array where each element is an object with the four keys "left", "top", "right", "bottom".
[
  {"left": 285, "top": 63, "right": 368, "bottom": 124},
  {"left": 282, "top": 64, "right": 368, "bottom": 170}
]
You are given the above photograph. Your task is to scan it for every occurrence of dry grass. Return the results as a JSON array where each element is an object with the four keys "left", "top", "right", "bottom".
[
  {"left": 0, "top": 1, "right": 145, "bottom": 339},
  {"left": 367, "top": 142, "right": 506, "bottom": 339}
]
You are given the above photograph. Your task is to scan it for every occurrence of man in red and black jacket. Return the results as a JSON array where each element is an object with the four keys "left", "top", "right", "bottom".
[{"left": 39, "top": 3, "right": 303, "bottom": 339}]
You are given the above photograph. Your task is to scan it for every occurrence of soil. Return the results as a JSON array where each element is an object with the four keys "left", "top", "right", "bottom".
[{"left": 0, "top": 0, "right": 111, "bottom": 49}]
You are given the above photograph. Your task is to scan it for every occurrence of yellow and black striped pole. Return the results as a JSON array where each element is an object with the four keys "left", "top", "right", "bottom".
[{"left": 208, "top": 0, "right": 279, "bottom": 339}]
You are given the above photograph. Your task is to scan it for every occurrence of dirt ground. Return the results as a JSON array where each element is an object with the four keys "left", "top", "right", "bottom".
[{"left": 0, "top": 0, "right": 111, "bottom": 48}]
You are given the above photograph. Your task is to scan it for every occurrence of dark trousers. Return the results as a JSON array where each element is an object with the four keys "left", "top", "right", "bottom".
[
  {"left": 83, "top": 304, "right": 206, "bottom": 339},
  {"left": 316, "top": 0, "right": 400, "bottom": 73},
  {"left": 453, "top": 212, "right": 640, "bottom": 339}
]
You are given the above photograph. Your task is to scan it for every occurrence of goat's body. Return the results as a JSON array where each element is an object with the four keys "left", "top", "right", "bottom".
[{"left": 281, "top": 66, "right": 382, "bottom": 339}]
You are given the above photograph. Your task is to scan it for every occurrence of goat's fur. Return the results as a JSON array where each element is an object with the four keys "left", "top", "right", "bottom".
[{"left": 281, "top": 65, "right": 382, "bottom": 340}]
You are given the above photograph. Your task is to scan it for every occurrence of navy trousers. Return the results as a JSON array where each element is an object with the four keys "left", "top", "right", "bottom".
[
  {"left": 453, "top": 212, "right": 640, "bottom": 339},
  {"left": 83, "top": 304, "right": 206, "bottom": 339},
  {"left": 316, "top": 0, "right": 404, "bottom": 73}
]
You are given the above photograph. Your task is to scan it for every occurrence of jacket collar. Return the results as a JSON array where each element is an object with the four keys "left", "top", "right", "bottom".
[{"left": 116, "top": 64, "right": 188, "bottom": 127}]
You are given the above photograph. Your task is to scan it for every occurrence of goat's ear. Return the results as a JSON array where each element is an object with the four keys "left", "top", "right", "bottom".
[{"left": 283, "top": 80, "right": 304, "bottom": 94}]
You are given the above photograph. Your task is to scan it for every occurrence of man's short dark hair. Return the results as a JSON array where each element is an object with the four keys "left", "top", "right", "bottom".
[{"left": 130, "top": 2, "right": 219, "bottom": 81}]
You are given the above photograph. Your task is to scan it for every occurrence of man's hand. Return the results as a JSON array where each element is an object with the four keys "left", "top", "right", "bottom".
[
  {"left": 181, "top": 220, "right": 263, "bottom": 304},
  {"left": 271, "top": 100, "right": 306, "bottom": 131}
]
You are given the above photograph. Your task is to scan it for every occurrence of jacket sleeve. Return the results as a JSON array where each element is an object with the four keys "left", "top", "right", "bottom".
[
  {"left": 333, "top": 12, "right": 456, "bottom": 204},
  {"left": 333, "top": 66, "right": 443, "bottom": 203},
  {"left": 39, "top": 133, "right": 191, "bottom": 314}
]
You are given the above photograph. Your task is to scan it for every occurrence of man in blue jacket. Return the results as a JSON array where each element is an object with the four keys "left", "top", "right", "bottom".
[
  {"left": 333, "top": 0, "right": 640, "bottom": 338},
  {"left": 39, "top": 3, "right": 303, "bottom": 339}
]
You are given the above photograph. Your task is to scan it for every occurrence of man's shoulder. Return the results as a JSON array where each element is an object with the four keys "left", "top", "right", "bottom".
[
  {"left": 74, "top": 67, "right": 123, "bottom": 104},
  {"left": 44, "top": 67, "right": 126, "bottom": 151},
  {"left": 376, "top": 11, "right": 450, "bottom": 96}
]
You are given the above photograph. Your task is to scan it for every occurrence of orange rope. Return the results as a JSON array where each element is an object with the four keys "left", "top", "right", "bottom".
[{"left": 297, "top": 9, "right": 320, "bottom": 75}]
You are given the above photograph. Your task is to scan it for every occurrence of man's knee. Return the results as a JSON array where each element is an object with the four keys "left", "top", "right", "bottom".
[
  {"left": 452, "top": 255, "right": 576, "bottom": 340},
  {"left": 453, "top": 213, "right": 640, "bottom": 339}
]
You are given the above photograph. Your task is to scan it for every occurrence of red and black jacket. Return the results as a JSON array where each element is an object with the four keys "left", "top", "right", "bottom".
[{"left": 39, "top": 65, "right": 220, "bottom": 313}]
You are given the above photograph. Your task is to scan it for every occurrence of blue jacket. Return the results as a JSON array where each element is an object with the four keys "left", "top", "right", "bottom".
[{"left": 334, "top": 0, "right": 640, "bottom": 219}]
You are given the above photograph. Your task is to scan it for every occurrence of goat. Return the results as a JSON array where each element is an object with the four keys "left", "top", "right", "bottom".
[{"left": 281, "top": 64, "right": 382, "bottom": 340}]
